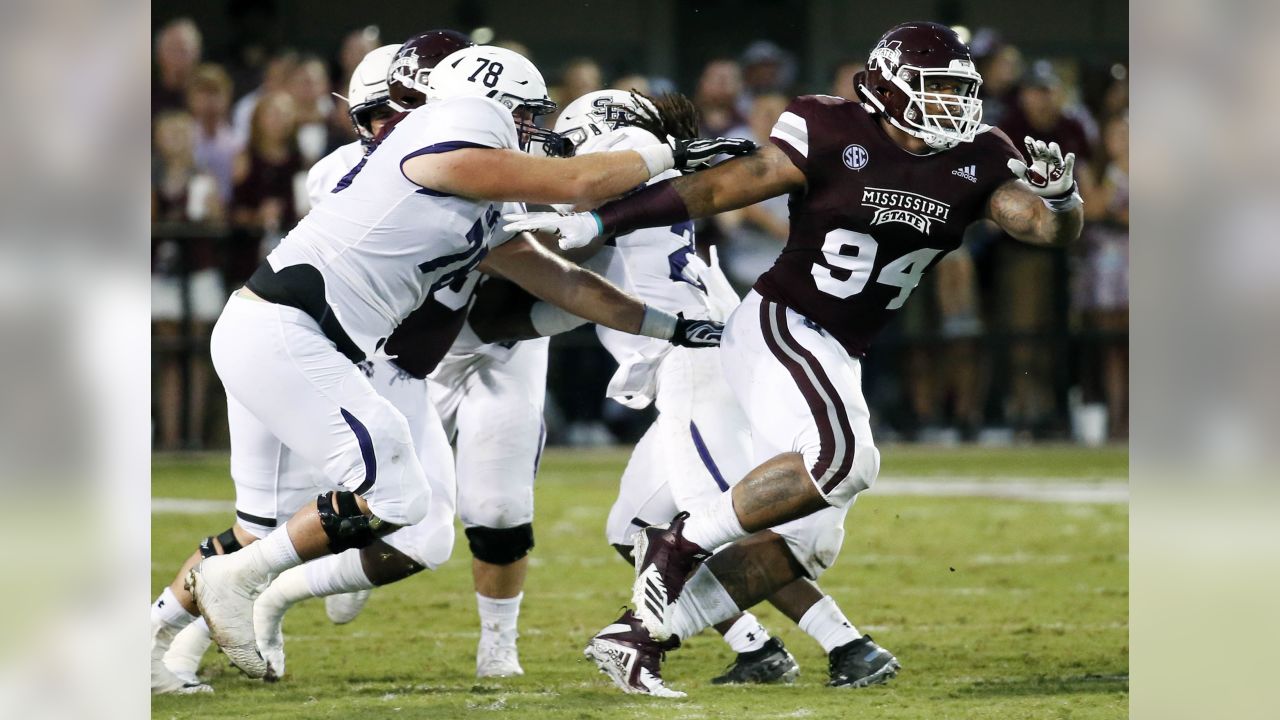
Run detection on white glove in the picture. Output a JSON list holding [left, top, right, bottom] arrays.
[[503, 211, 602, 251], [1007, 136, 1078, 196]]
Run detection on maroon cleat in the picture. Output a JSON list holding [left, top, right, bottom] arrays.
[[630, 511, 711, 640], [583, 610, 685, 697]]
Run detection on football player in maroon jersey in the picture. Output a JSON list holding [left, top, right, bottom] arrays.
[[506, 21, 1083, 696]]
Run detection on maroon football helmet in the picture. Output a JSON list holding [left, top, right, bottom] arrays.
[[387, 30, 474, 111], [854, 21, 983, 151]]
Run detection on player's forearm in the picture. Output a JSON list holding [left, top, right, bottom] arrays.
[[540, 264, 645, 334], [1036, 205, 1084, 246]]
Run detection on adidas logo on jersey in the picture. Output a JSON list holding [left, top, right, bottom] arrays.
[[952, 165, 977, 182]]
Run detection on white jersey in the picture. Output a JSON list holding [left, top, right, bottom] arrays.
[[305, 141, 366, 208], [265, 96, 521, 356], [574, 126, 732, 407]]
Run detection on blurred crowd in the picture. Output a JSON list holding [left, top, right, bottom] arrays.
[[151, 18, 1128, 450]]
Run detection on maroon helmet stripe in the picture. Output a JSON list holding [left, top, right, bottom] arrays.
[[758, 299, 854, 491]]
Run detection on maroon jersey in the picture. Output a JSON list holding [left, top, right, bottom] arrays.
[[757, 95, 1021, 356]]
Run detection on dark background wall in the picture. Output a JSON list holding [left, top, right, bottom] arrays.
[[152, 0, 1127, 93]]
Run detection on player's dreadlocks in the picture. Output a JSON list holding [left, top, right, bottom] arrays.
[[621, 89, 699, 142]]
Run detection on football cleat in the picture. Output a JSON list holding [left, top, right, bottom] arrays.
[[584, 610, 685, 697], [476, 642, 524, 678], [630, 512, 711, 640], [187, 555, 268, 679], [710, 637, 800, 685], [325, 589, 372, 625], [827, 634, 901, 688]]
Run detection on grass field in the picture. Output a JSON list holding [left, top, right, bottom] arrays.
[[152, 445, 1128, 719]]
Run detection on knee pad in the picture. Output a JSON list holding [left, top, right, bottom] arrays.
[[465, 524, 534, 565], [198, 527, 243, 558], [317, 491, 384, 553]]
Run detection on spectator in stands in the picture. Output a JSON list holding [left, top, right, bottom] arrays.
[[152, 111, 224, 450], [695, 59, 749, 138], [829, 59, 864, 101], [288, 55, 336, 163], [970, 29, 1023, 128], [229, 91, 302, 289], [231, 51, 299, 149], [330, 27, 383, 145], [612, 73, 652, 96], [153, 18, 202, 116], [1078, 112, 1129, 439], [739, 41, 796, 112], [995, 61, 1098, 438], [557, 57, 605, 109], [187, 64, 240, 204]]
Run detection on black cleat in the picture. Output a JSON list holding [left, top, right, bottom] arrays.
[[631, 512, 712, 641], [827, 634, 900, 688], [710, 637, 800, 685]]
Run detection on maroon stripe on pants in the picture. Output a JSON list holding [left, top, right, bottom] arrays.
[[757, 298, 838, 486], [771, 303, 857, 494]]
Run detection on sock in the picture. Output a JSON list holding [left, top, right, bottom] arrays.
[[682, 493, 748, 551], [303, 549, 374, 597], [225, 526, 302, 584], [164, 617, 211, 677], [798, 595, 861, 653], [151, 587, 197, 661], [667, 565, 741, 640], [477, 592, 522, 646], [722, 612, 771, 653], [152, 587, 197, 633]]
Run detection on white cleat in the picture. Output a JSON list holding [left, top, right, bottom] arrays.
[[476, 643, 524, 678], [187, 555, 268, 679], [325, 589, 372, 624], [164, 617, 212, 682], [253, 581, 290, 682], [152, 618, 212, 694], [583, 610, 685, 698]]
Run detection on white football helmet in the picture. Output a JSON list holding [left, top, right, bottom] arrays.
[[553, 89, 660, 154], [340, 44, 400, 142], [426, 45, 568, 155]]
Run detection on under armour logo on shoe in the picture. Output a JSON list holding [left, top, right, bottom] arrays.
[[952, 164, 977, 182]]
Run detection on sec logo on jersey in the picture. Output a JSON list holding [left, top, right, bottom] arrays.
[[842, 144, 869, 170]]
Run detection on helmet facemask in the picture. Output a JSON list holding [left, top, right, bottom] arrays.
[[892, 63, 983, 150], [499, 95, 571, 156]]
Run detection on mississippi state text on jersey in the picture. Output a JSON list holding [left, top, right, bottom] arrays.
[[758, 94, 1021, 356]]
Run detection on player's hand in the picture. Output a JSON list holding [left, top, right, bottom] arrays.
[[670, 136, 756, 170], [503, 211, 601, 251], [1007, 136, 1076, 197], [672, 313, 724, 348]]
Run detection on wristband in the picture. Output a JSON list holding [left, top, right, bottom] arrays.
[[635, 144, 676, 178], [530, 301, 590, 337], [638, 305, 678, 340], [1041, 182, 1083, 213]]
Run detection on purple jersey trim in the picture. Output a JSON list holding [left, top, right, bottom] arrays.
[[400, 140, 493, 197]]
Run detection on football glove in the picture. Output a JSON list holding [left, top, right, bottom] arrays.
[[670, 136, 756, 170], [672, 313, 724, 348], [503, 211, 601, 251], [1007, 136, 1077, 198]]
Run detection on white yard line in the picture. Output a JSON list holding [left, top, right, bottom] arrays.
[[151, 476, 1127, 515], [873, 477, 1128, 504]]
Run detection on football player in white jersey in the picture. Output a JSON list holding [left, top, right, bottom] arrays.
[[252, 33, 552, 680], [151, 33, 473, 694], [161, 43, 751, 681], [497, 90, 892, 694]]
